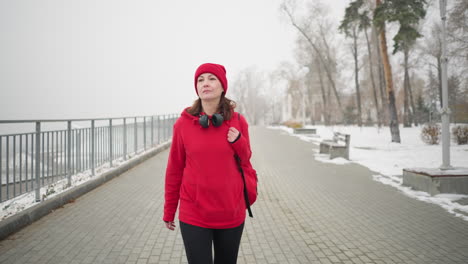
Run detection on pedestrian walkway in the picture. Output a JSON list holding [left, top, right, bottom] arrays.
[[0, 126, 467, 264]]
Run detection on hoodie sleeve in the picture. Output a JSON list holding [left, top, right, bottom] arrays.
[[163, 122, 185, 222], [230, 113, 252, 164]]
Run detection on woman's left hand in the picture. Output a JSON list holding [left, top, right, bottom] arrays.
[[227, 127, 240, 143], [164, 221, 176, 231]]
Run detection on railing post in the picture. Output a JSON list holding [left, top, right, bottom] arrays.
[[32, 134, 35, 190], [167, 115, 170, 141], [161, 115, 164, 142], [35, 122, 41, 202], [71, 130, 74, 174], [168, 115, 171, 139], [169, 114, 176, 138], [134, 117, 138, 154], [76, 130, 81, 173], [0, 136, 3, 202], [91, 120, 95, 176], [163, 115, 167, 142], [157, 115, 161, 145], [143, 116, 147, 151], [6, 137, 9, 200], [151, 116, 154, 147], [166, 115, 169, 140], [67, 121, 72, 187], [171, 114, 174, 137], [123, 118, 127, 160], [109, 119, 113, 167], [98, 127, 104, 166], [45, 133, 48, 186]]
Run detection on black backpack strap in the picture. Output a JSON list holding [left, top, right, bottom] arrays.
[[235, 154, 253, 218], [235, 112, 253, 217]]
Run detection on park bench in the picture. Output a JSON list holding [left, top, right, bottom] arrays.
[[293, 128, 317, 135], [319, 132, 351, 159]]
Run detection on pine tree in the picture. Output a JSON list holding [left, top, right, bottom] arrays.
[[374, 0, 427, 141]]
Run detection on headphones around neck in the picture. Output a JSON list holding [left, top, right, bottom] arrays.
[[199, 113, 224, 128]]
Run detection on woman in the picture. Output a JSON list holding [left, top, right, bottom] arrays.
[[163, 63, 256, 264]]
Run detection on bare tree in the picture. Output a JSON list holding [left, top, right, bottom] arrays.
[[403, 46, 418, 126], [314, 57, 331, 125], [281, 1, 345, 120], [360, 3, 383, 127], [293, 36, 332, 125], [447, 0, 468, 119], [447, 0, 468, 62], [267, 71, 289, 125], [359, 0, 387, 125], [418, 0, 467, 118], [340, 0, 366, 127], [275, 62, 306, 122], [420, 23, 443, 108], [230, 68, 268, 125]]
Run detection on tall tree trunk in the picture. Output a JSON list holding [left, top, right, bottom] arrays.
[[373, 25, 388, 124], [408, 72, 417, 126], [352, 28, 362, 126], [318, 27, 344, 122], [306, 64, 316, 125], [403, 70, 410, 127], [403, 47, 416, 126], [283, 7, 345, 119], [364, 26, 381, 128], [403, 48, 411, 127], [316, 58, 329, 125], [376, 0, 401, 143], [326, 74, 333, 124]]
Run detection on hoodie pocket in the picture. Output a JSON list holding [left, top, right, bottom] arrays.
[[196, 177, 244, 220]]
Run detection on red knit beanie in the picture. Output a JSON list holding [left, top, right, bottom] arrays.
[[194, 63, 228, 95]]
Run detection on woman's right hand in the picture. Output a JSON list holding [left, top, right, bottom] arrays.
[[164, 221, 176, 231]]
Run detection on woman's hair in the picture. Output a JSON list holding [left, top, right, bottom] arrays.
[[187, 93, 236, 120]]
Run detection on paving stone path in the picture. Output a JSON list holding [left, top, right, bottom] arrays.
[[0, 126, 467, 264]]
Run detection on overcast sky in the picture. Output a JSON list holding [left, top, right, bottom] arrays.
[[0, 0, 347, 120]]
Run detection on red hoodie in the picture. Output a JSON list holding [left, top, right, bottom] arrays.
[[163, 108, 253, 229]]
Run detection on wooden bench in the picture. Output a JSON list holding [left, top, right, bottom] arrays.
[[293, 128, 317, 135], [319, 132, 351, 159]]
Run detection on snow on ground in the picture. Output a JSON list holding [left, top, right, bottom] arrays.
[[0, 149, 156, 221], [269, 125, 468, 221]]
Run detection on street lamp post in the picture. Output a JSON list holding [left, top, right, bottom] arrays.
[[439, 0, 452, 170]]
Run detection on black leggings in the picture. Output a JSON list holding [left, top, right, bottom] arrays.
[[179, 221, 244, 264]]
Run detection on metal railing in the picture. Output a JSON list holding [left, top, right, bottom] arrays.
[[0, 114, 178, 203]]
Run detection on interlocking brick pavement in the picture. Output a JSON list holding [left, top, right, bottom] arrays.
[[0, 126, 467, 264]]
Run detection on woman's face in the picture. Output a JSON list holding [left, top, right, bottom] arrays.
[[196, 73, 224, 102]]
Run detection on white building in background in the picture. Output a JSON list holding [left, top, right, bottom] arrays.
[[281, 93, 293, 122]]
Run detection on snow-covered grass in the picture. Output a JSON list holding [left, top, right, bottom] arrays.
[[0, 149, 157, 221], [270, 125, 468, 221]]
